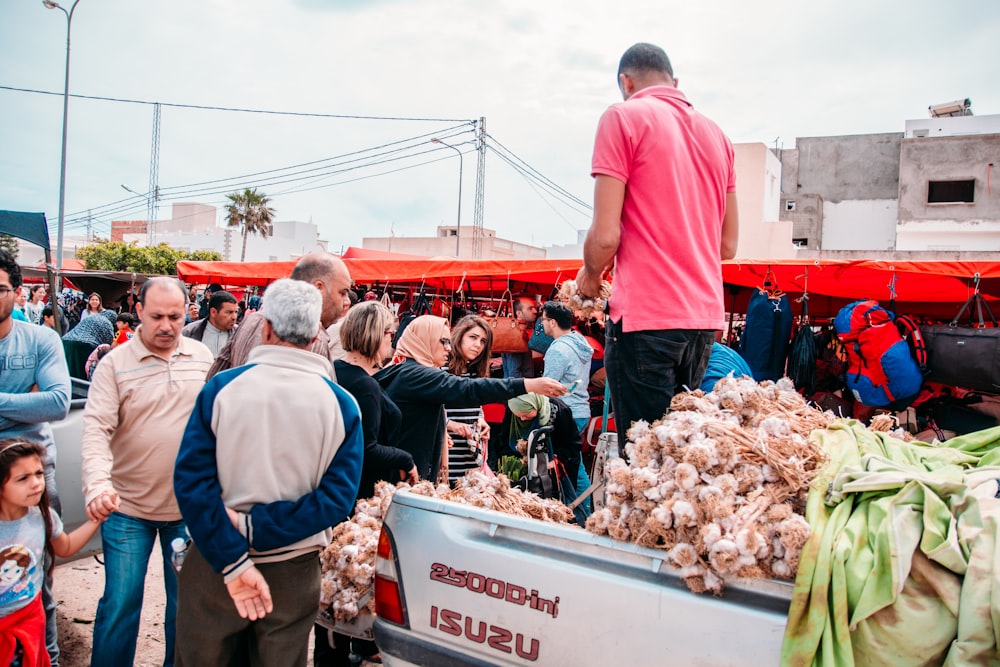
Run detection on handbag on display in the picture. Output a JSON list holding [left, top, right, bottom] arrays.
[[488, 290, 529, 354], [921, 293, 1000, 393]]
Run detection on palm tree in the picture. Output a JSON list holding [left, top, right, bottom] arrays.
[[224, 188, 276, 262]]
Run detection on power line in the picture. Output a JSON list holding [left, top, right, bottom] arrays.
[[485, 145, 592, 221], [60, 126, 477, 221], [53, 143, 474, 234], [485, 133, 591, 209], [0, 84, 473, 123]]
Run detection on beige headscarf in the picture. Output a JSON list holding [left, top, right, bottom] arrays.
[[394, 315, 450, 367]]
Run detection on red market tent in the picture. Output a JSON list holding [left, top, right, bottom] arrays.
[[720, 259, 1000, 320], [175, 252, 1000, 321], [176, 255, 585, 295]]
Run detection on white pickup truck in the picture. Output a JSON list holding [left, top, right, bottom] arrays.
[[371, 486, 792, 666]]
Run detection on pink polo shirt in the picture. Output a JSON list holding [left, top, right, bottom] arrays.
[[591, 86, 735, 332]]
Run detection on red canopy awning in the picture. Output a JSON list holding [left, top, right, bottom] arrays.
[[176, 252, 1000, 320]]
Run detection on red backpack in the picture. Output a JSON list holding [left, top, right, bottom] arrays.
[[834, 300, 924, 409]]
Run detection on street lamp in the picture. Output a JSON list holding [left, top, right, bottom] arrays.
[[431, 138, 463, 258], [120, 183, 153, 243], [43, 0, 82, 281]]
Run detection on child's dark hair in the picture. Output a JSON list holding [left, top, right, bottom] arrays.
[[0, 439, 55, 573]]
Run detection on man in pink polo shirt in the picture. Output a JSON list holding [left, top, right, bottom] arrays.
[[576, 42, 739, 444]]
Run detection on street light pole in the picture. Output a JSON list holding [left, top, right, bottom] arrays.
[[432, 138, 463, 258], [43, 0, 81, 283]]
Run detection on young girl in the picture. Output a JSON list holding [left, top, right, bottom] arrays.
[[0, 439, 110, 667], [80, 292, 104, 320]]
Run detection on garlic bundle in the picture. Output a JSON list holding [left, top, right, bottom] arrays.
[[320, 471, 573, 622], [586, 376, 832, 594], [557, 279, 612, 318]]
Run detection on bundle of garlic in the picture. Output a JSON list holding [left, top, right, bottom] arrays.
[[320, 472, 573, 622], [586, 375, 832, 594], [557, 279, 612, 318], [867, 413, 914, 441]]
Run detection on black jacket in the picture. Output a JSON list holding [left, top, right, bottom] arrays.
[[334, 360, 413, 499], [375, 359, 526, 481]]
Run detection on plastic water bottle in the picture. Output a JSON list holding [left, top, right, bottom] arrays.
[[170, 537, 190, 573]]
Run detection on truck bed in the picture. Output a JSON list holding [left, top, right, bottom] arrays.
[[374, 489, 793, 666]]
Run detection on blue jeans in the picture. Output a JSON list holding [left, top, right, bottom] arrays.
[[573, 417, 592, 514], [501, 352, 534, 379], [604, 321, 714, 447], [91, 512, 187, 667]]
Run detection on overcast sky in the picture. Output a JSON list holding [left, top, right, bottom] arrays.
[[2, 0, 998, 254]]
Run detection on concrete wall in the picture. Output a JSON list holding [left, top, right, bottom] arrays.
[[898, 135, 1000, 220], [789, 133, 902, 202], [781, 194, 823, 249], [897, 133, 1000, 252], [158, 202, 217, 235], [821, 199, 898, 251]]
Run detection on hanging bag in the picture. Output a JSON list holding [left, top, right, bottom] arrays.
[[487, 290, 529, 353], [739, 288, 792, 382], [921, 293, 1000, 393], [787, 296, 818, 394]]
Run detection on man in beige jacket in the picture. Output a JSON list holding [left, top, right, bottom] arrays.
[[81, 277, 213, 667]]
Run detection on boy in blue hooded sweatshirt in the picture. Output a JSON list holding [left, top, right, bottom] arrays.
[[540, 301, 595, 510]]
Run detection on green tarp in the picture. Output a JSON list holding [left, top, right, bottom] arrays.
[[782, 421, 1000, 666]]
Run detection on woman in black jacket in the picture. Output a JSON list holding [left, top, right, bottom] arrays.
[[375, 315, 566, 482], [334, 301, 418, 498]]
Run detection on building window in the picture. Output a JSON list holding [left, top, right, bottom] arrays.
[[785, 200, 796, 211], [792, 238, 809, 248], [927, 180, 975, 204]]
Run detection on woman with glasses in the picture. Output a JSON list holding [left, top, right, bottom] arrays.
[[376, 315, 567, 482]]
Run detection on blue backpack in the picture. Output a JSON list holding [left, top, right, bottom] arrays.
[[833, 300, 923, 409]]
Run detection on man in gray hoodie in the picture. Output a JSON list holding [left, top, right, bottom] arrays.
[[540, 301, 595, 510], [540, 301, 594, 428]]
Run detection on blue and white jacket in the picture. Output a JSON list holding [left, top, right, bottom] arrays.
[[174, 345, 362, 582]]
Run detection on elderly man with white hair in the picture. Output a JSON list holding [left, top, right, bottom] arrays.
[[172, 278, 363, 666]]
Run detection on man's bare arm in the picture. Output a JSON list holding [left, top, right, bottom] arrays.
[[576, 175, 626, 297], [721, 191, 739, 260]]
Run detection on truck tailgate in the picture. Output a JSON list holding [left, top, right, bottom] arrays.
[[375, 490, 792, 666]]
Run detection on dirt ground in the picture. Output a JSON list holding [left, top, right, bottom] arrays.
[[53, 545, 173, 667], [53, 542, 374, 667]]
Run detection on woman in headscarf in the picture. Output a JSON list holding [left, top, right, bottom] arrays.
[[376, 315, 566, 482], [501, 392, 587, 524], [63, 314, 114, 348], [62, 314, 115, 380]]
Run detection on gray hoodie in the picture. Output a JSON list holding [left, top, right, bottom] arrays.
[[542, 330, 594, 422]]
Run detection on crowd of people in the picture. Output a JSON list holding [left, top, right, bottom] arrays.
[[0, 40, 740, 667], [0, 248, 583, 667]]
